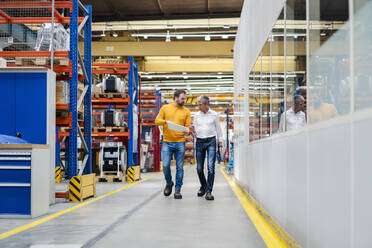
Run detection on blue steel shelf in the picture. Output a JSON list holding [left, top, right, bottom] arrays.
[[66, 1, 92, 178], [128, 57, 139, 168]]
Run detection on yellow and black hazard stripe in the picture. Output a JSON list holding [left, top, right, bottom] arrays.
[[69, 176, 81, 202], [127, 167, 135, 182], [55, 166, 62, 183]]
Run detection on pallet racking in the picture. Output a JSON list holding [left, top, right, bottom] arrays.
[[139, 88, 162, 171], [0, 0, 92, 179], [90, 58, 139, 172]]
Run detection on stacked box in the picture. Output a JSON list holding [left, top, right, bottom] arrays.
[[56, 82, 85, 113], [56, 82, 69, 104]]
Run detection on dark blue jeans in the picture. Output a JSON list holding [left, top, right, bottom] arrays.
[[196, 137, 216, 193], [162, 142, 185, 191]]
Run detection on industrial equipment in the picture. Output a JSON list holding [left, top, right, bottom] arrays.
[[99, 142, 127, 177], [101, 110, 126, 127], [102, 75, 125, 93]]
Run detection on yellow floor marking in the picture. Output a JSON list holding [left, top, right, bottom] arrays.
[[220, 168, 288, 248], [0, 172, 161, 240]]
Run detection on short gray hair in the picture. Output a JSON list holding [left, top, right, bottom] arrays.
[[294, 95, 305, 104], [197, 95, 210, 105]]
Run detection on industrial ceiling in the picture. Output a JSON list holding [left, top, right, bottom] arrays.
[[81, 0, 244, 22]]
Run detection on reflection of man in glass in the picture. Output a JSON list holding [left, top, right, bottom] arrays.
[[278, 95, 306, 132], [309, 87, 338, 123]]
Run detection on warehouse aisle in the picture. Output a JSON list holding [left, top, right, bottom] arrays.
[[0, 166, 265, 248]]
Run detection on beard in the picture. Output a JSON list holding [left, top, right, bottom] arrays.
[[177, 101, 185, 106]]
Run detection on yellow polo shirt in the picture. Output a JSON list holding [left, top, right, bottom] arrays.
[[155, 103, 191, 143]]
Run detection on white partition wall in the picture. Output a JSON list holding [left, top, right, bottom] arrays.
[[234, 0, 372, 247]]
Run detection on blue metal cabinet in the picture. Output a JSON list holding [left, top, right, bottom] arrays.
[[0, 145, 50, 218], [0, 68, 56, 204], [15, 72, 47, 144], [0, 71, 48, 143], [0, 73, 16, 136]]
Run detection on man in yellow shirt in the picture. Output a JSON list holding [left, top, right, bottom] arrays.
[[155, 90, 191, 199]]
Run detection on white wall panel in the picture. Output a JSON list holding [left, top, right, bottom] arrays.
[[308, 124, 351, 248], [285, 132, 308, 246], [234, 111, 372, 246], [353, 117, 372, 247], [269, 137, 287, 227]]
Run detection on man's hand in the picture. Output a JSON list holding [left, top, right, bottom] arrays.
[[185, 124, 194, 137]]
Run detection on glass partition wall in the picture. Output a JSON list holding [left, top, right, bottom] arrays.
[[237, 0, 372, 142]]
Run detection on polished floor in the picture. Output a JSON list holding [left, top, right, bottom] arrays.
[[0, 165, 265, 248]]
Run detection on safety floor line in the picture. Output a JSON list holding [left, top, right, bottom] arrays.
[[220, 167, 288, 248], [0, 172, 161, 241]]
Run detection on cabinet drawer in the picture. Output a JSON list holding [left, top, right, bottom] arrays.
[[0, 186, 31, 215], [0, 169, 31, 183]]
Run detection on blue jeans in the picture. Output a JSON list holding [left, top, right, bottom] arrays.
[[162, 142, 185, 191], [196, 137, 216, 193]]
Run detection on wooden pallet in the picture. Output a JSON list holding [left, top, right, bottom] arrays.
[[92, 92, 127, 99], [95, 173, 125, 183], [15, 57, 70, 66], [141, 92, 155, 96], [93, 126, 126, 133]]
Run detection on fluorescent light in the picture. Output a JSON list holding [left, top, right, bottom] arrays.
[[205, 35, 211, 41], [222, 35, 229, 39], [132, 33, 237, 38], [165, 30, 171, 42], [218, 72, 223, 75], [112, 33, 118, 37], [100, 31, 106, 37], [182, 72, 187, 75], [176, 35, 183, 39], [144, 35, 148, 39], [183, 76, 188, 79], [224, 25, 230, 29], [217, 76, 222, 79]]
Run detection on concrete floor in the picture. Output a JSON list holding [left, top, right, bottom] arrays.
[[0, 165, 266, 248]]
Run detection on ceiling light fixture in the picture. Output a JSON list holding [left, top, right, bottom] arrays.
[[222, 35, 229, 39], [101, 31, 106, 37], [165, 30, 171, 42], [112, 32, 118, 37], [224, 25, 230, 29], [176, 35, 183, 39], [144, 35, 148, 39], [205, 35, 211, 41]]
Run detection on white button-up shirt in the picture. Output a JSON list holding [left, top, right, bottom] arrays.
[[278, 108, 306, 132], [193, 109, 223, 142]]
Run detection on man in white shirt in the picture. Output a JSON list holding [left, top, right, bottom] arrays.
[[191, 96, 223, 200], [278, 95, 306, 132]]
